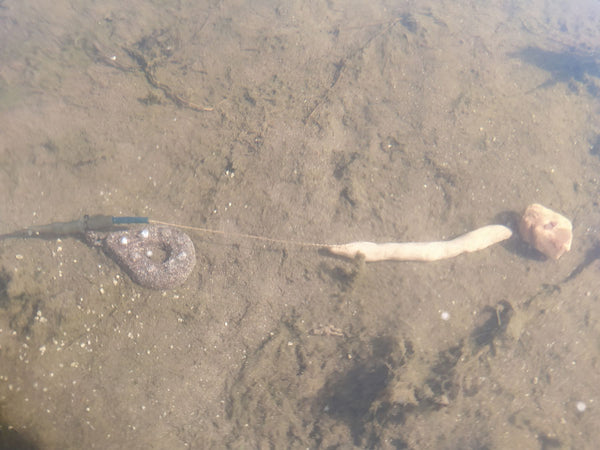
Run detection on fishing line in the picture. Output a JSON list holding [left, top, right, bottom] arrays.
[[0, 214, 327, 248], [148, 219, 326, 248]]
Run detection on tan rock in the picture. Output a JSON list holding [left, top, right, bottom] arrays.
[[519, 204, 572, 260]]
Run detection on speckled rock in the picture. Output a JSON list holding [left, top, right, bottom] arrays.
[[87, 226, 196, 289]]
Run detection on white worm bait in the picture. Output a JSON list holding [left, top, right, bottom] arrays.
[[325, 225, 513, 262]]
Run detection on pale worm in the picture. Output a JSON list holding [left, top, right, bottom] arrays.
[[326, 225, 513, 262]]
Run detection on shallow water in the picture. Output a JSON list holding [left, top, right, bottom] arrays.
[[1, 0, 599, 448]]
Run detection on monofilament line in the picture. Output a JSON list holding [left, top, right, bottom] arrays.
[[149, 219, 326, 248]]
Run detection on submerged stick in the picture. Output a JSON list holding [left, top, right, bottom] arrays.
[[325, 225, 513, 262]]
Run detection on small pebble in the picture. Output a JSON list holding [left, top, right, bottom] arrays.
[[440, 311, 450, 321], [120, 236, 128, 245], [576, 401, 586, 412]]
